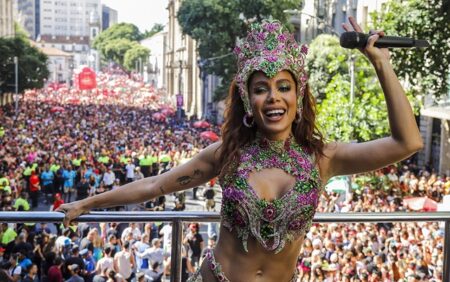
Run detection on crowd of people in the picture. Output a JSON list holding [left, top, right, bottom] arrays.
[[0, 71, 448, 281]]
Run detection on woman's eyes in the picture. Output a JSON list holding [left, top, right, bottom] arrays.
[[253, 85, 291, 94]]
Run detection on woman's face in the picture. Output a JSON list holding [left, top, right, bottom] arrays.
[[248, 70, 297, 140]]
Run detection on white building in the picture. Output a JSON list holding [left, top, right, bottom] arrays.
[[166, 0, 203, 119], [39, 0, 101, 37], [140, 30, 167, 89], [0, 0, 15, 37], [32, 43, 73, 83], [286, 0, 389, 43]]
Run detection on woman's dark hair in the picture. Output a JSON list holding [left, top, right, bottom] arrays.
[[218, 74, 325, 179]]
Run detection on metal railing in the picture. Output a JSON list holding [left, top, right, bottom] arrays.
[[1, 211, 449, 281]]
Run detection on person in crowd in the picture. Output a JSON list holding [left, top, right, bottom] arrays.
[[94, 244, 114, 277], [40, 164, 55, 205], [22, 263, 39, 282], [58, 16, 423, 281], [183, 223, 203, 270], [132, 234, 150, 273], [113, 241, 134, 282], [134, 238, 164, 275], [66, 264, 84, 282]]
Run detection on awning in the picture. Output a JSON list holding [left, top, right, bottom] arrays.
[[421, 105, 450, 120]]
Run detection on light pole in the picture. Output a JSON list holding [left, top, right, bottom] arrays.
[[14, 56, 18, 117], [349, 54, 356, 140]]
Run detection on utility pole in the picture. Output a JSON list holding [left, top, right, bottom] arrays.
[[14, 56, 18, 117], [349, 54, 355, 140]]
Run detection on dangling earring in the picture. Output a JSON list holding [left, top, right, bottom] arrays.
[[296, 108, 302, 123], [243, 113, 254, 128]]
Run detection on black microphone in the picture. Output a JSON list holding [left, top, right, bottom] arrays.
[[340, 31, 430, 49]]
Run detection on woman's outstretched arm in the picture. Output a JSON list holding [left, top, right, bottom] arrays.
[[57, 141, 222, 225], [319, 17, 423, 181]]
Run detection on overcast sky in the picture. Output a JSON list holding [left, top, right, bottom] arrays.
[[101, 0, 169, 32]]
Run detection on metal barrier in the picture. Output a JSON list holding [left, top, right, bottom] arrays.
[[1, 211, 449, 282]]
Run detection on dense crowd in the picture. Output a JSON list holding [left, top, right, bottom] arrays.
[[0, 72, 449, 281]]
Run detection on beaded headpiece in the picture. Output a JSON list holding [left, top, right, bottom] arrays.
[[234, 19, 308, 116]]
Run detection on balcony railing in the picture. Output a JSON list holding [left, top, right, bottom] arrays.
[[1, 211, 449, 282]]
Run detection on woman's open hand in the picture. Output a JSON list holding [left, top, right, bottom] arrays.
[[56, 201, 90, 227], [342, 16, 390, 64]]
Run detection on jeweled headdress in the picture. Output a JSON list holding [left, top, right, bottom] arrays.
[[234, 19, 308, 116]]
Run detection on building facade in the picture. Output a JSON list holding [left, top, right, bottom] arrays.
[[15, 0, 36, 38], [141, 30, 167, 89], [165, 0, 203, 119], [39, 0, 101, 37], [0, 0, 15, 37], [286, 0, 388, 43], [101, 4, 117, 30]]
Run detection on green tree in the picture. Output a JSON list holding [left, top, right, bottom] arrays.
[[142, 23, 165, 39], [124, 43, 150, 71], [372, 0, 450, 99], [310, 34, 419, 142], [0, 36, 49, 94], [177, 0, 301, 100], [92, 23, 149, 71]]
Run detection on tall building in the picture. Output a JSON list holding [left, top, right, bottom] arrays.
[[0, 0, 15, 37], [165, 0, 203, 119], [39, 0, 101, 37], [15, 0, 36, 38], [101, 4, 117, 30]]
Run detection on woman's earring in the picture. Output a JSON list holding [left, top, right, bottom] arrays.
[[243, 113, 254, 128]]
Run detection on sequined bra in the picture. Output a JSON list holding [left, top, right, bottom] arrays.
[[219, 135, 322, 254]]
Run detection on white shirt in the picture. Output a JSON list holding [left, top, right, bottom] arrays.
[[160, 225, 172, 251], [121, 226, 142, 243], [103, 171, 116, 186], [114, 250, 132, 279], [96, 256, 113, 274], [125, 164, 135, 179]]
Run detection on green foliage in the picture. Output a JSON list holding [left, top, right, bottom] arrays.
[[371, 0, 450, 99], [142, 23, 165, 39], [306, 34, 347, 100], [311, 35, 419, 142], [0, 36, 49, 94], [93, 23, 149, 70], [177, 0, 302, 101], [124, 43, 151, 71]]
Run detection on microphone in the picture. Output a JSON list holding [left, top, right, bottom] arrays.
[[340, 31, 430, 49]]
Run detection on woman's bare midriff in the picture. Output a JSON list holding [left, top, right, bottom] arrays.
[[199, 225, 304, 282]]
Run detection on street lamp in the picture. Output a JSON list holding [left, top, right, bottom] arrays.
[[14, 56, 19, 117]]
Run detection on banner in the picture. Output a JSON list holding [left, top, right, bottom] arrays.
[[78, 67, 97, 90]]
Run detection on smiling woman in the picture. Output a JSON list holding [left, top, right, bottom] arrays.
[[58, 17, 423, 282]]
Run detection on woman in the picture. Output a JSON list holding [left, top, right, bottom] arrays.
[[58, 16, 423, 281]]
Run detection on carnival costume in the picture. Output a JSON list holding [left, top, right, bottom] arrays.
[[188, 19, 322, 282]]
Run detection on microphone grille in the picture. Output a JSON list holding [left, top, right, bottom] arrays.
[[340, 31, 363, 49]]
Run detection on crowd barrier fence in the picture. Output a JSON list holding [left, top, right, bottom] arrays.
[[1, 211, 449, 282]]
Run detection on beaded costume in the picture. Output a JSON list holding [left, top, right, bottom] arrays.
[[188, 135, 322, 282]]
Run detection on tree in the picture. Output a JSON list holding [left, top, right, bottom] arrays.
[[309, 34, 419, 142], [0, 36, 49, 94], [372, 0, 450, 99], [92, 23, 149, 71], [142, 23, 165, 39], [177, 0, 302, 100], [124, 43, 150, 71]]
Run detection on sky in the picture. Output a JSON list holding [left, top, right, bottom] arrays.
[[101, 0, 169, 32]]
